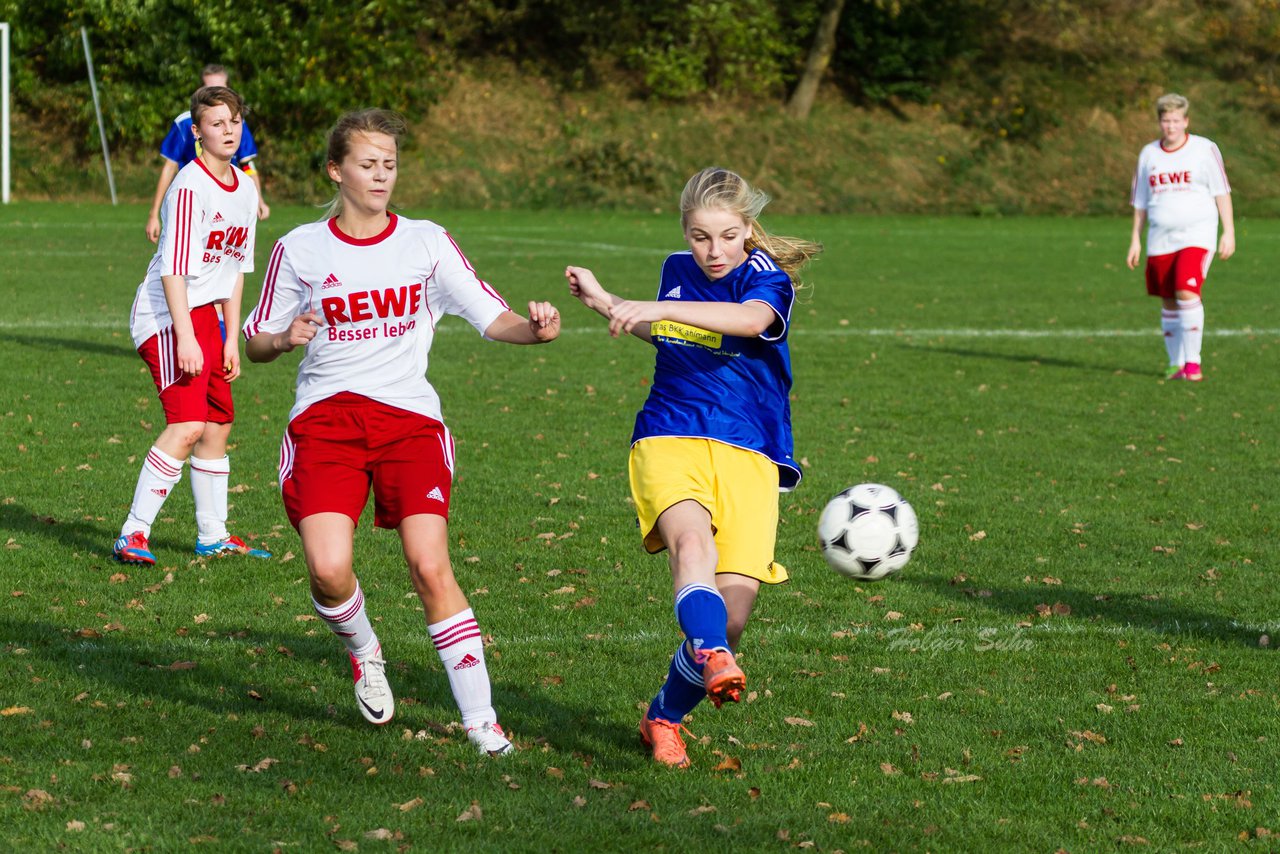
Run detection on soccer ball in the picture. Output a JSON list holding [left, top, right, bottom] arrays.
[[817, 483, 918, 581]]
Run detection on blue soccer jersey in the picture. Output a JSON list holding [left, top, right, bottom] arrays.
[[631, 249, 801, 490], [159, 110, 259, 169]]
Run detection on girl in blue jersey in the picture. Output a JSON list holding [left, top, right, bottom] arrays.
[[566, 167, 821, 768]]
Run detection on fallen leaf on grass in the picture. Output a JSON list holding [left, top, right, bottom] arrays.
[[880, 763, 900, 775], [365, 829, 394, 840], [785, 716, 814, 727], [628, 800, 650, 812], [397, 797, 424, 812], [941, 774, 982, 784], [66, 820, 85, 831], [713, 755, 742, 772], [688, 805, 716, 816], [456, 801, 483, 822], [1, 706, 33, 716], [588, 779, 612, 790], [235, 757, 278, 773], [22, 789, 54, 810]]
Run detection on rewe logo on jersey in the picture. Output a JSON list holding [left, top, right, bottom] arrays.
[[321, 282, 423, 324], [664, 286, 683, 299], [205, 225, 250, 251], [453, 653, 480, 671], [1150, 170, 1192, 187], [321, 273, 343, 290], [426, 486, 444, 502]]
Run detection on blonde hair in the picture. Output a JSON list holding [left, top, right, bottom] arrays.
[[1155, 93, 1189, 118], [679, 167, 822, 284], [323, 109, 407, 218]]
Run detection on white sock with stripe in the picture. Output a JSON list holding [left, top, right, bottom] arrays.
[[190, 455, 231, 545], [1161, 308, 1182, 367], [313, 583, 379, 658], [427, 608, 495, 728], [122, 446, 184, 538], [1178, 297, 1204, 366]]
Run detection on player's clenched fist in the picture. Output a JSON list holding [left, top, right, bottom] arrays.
[[282, 312, 323, 352]]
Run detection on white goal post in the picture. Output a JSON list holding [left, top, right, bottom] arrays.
[[2, 22, 10, 204]]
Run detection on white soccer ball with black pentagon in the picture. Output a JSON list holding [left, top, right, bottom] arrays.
[[818, 483, 918, 581]]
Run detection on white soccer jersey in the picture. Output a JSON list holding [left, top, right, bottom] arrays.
[[242, 214, 511, 423], [130, 159, 259, 347], [1130, 134, 1230, 256]]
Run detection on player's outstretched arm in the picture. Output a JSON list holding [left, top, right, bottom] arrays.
[[245, 312, 324, 363], [484, 302, 561, 344], [565, 265, 653, 341]]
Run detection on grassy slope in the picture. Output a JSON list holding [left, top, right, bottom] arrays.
[[13, 64, 1280, 217]]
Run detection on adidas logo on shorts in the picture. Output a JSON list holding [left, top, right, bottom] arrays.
[[453, 653, 479, 670], [426, 486, 444, 502]]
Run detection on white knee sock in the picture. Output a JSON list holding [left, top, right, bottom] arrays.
[[190, 455, 231, 545], [122, 446, 184, 538], [1161, 308, 1182, 366], [428, 608, 495, 728], [314, 583, 379, 658], [1178, 297, 1204, 366]]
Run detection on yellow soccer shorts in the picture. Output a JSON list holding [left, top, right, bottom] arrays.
[[628, 436, 789, 584]]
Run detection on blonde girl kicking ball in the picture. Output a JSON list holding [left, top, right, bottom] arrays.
[[243, 109, 560, 754], [566, 167, 821, 767]]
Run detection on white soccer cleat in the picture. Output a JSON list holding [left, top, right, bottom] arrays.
[[466, 722, 513, 756], [349, 648, 394, 725]]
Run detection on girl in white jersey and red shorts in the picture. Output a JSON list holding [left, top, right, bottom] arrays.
[[114, 85, 271, 566], [1127, 92, 1235, 382], [242, 109, 560, 755]]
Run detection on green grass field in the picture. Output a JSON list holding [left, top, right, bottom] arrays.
[[1, 204, 1277, 852]]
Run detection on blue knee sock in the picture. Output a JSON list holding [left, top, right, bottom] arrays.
[[674, 583, 730, 655], [647, 641, 705, 723]]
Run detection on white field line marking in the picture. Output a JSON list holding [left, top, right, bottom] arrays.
[[4, 318, 1279, 338], [491, 616, 1280, 647]]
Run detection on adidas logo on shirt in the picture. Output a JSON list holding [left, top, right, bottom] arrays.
[[453, 653, 480, 670], [321, 273, 342, 290], [663, 286, 682, 299], [211, 212, 224, 224], [426, 486, 444, 501]]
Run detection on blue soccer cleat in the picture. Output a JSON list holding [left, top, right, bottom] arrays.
[[194, 535, 272, 559], [113, 531, 157, 565]]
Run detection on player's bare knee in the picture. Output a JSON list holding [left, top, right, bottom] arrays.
[[668, 530, 716, 574], [308, 565, 355, 601], [407, 556, 454, 599]]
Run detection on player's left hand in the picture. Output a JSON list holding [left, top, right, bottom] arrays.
[[223, 342, 241, 382], [1218, 233, 1235, 261], [528, 301, 561, 342], [258, 200, 271, 221]]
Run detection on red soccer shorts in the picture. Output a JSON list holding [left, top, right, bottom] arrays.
[[1145, 247, 1211, 298], [137, 303, 234, 424], [279, 392, 454, 529]]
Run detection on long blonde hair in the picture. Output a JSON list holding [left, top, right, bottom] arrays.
[[323, 109, 407, 219], [679, 167, 822, 283]]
